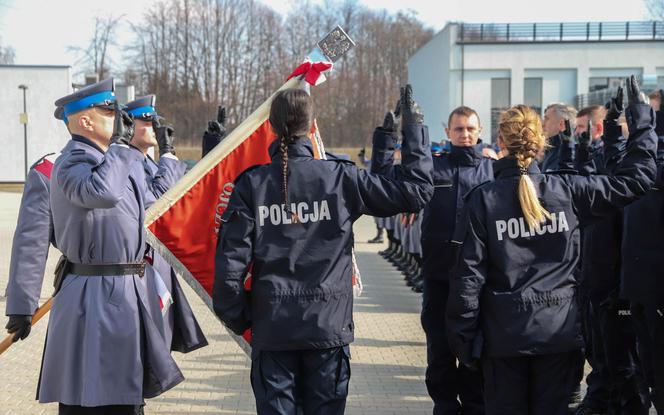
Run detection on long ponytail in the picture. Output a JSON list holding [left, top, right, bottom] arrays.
[[500, 105, 551, 229]]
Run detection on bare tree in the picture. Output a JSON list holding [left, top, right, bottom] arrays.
[[646, 0, 664, 20], [70, 15, 123, 79], [0, 36, 14, 64], [120, 0, 432, 148]]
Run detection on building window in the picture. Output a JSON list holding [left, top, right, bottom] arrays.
[[589, 76, 623, 92], [491, 78, 511, 141], [524, 78, 543, 116]]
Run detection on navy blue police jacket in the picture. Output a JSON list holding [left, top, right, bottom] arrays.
[[570, 123, 627, 297], [540, 132, 576, 172], [621, 108, 664, 307], [422, 145, 494, 281], [214, 124, 434, 351], [372, 142, 493, 280], [446, 103, 657, 361]]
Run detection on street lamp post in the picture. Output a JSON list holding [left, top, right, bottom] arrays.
[[18, 85, 28, 182]]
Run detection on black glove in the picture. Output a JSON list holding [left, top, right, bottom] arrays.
[[560, 119, 574, 142], [382, 100, 401, 132], [207, 106, 227, 138], [605, 86, 624, 121], [626, 75, 647, 106], [110, 102, 135, 146], [6, 315, 32, 342], [577, 119, 592, 146], [400, 84, 424, 125], [154, 117, 176, 155]]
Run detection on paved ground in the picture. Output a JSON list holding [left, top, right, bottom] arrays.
[[0, 192, 432, 414]]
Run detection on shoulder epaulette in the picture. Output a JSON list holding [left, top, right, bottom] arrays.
[[234, 163, 267, 183], [463, 180, 492, 202], [324, 157, 356, 166], [31, 152, 59, 179]]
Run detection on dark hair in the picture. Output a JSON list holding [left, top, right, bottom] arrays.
[[448, 106, 481, 128], [577, 105, 606, 123], [268, 89, 313, 221]]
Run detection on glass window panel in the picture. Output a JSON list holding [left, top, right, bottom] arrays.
[[524, 77, 542, 116], [491, 78, 511, 141]]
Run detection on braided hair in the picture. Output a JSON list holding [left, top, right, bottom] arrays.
[[499, 105, 551, 229], [268, 89, 314, 222]]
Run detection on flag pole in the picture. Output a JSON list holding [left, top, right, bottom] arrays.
[[0, 298, 53, 356]]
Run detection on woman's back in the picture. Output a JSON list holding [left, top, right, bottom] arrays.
[[214, 93, 433, 351], [447, 99, 657, 359]]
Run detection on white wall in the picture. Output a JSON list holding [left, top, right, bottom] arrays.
[[408, 22, 664, 143], [0, 66, 71, 182], [408, 28, 452, 143]]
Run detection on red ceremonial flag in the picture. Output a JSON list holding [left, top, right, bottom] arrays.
[[144, 27, 356, 353]]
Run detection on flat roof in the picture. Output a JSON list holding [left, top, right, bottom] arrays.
[[0, 64, 70, 69], [456, 21, 664, 44]]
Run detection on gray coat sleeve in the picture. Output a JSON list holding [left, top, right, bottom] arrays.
[[147, 156, 187, 199], [55, 145, 145, 209], [5, 169, 52, 315]]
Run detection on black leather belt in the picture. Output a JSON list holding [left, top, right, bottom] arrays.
[[68, 262, 146, 278]]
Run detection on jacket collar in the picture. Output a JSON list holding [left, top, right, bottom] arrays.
[[493, 156, 541, 178], [269, 137, 314, 161], [71, 134, 105, 154], [449, 143, 484, 166]]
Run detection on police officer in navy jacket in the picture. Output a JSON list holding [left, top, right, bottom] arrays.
[[213, 85, 433, 415], [622, 88, 664, 414], [571, 94, 650, 414], [372, 105, 491, 414], [447, 76, 656, 415]]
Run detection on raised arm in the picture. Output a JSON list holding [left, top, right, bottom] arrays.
[[569, 76, 657, 219], [348, 85, 433, 218]]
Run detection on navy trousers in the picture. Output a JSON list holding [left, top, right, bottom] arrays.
[[251, 346, 351, 415], [421, 278, 484, 415], [631, 302, 664, 414], [593, 295, 650, 414], [482, 351, 579, 415], [579, 289, 610, 411]]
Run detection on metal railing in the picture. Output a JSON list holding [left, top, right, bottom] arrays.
[[458, 21, 664, 43]]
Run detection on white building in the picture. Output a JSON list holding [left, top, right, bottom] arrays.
[[0, 66, 137, 182], [408, 21, 664, 143], [0, 65, 72, 182]]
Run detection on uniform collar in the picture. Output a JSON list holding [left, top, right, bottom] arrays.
[[493, 156, 541, 178], [269, 137, 315, 160], [548, 133, 563, 147], [71, 134, 105, 154], [449, 143, 484, 166]]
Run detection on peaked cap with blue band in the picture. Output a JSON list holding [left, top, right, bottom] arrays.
[[125, 95, 158, 120], [54, 78, 116, 122]]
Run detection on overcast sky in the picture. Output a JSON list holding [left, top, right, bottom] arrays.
[[0, 0, 651, 67]]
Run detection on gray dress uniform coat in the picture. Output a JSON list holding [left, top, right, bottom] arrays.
[[5, 154, 59, 316], [38, 136, 184, 406], [143, 156, 208, 353]]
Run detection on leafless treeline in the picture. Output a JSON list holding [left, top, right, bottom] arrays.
[[121, 0, 433, 148]]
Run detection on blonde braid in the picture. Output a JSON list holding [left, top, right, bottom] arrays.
[[500, 105, 551, 229]]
